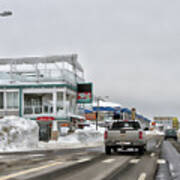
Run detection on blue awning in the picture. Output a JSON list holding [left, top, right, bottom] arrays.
[[93, 106, 116, 112], [121, 108, 131, 114], [84, 109, 93, 113]]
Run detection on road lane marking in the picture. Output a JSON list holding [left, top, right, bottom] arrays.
[[77, 158, 91, 163], [150, 153, 155, 157], [0, 161, 63, 180], [129, 159, 140, 164], [138, 173, 146, 180], [29, 154, 45, 157], [156, 141, 161, 148], [169, 163, 175, 177], [157, 159, 166, 164], [102, 159, 115, 163]]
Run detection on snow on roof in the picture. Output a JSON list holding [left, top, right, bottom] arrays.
[[93, 100, 122, 107], [0, 54, 84, 72]]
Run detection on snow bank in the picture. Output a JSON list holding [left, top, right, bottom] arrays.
[[39, 124, 105, 149], [146, 129, 164, 137], [0, 116, 39, 152]]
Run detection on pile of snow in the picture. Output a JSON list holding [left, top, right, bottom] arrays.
[[146, 129, 164, 137], [0, 116, 39, 152], [39, 124, 105, 149]]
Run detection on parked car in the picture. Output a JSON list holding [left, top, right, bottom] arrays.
[[104, 120, 147, 155], [164, 129, 177, 140]]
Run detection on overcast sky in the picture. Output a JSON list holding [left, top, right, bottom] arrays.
[[1, 0, 180, 119]]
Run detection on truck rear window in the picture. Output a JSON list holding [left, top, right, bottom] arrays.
[[111, 122, 141, 130]]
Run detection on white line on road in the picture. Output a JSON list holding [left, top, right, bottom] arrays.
[[77, 158, 91, 163], [29, 154, 45, 157], [102, 159, 115, 163], [156, 141, 161, 148], [150, 153, 155, 157], [138, 173, 147, 180], [157, 159, 166, 164], [129, 159, 140, 164], [0, 161, 63, 180]]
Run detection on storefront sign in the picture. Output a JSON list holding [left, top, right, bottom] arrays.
[[77, 83, 93, 103], [37, 116, 55, 121]]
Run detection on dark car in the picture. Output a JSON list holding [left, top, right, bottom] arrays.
[[164, 129, 177, 140]]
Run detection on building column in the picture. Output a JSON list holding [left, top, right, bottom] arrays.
[[4, 90, 7, 116], [19, 88, 23, 117], [63, 88, 67, 116], [53, 89, 57, 115]]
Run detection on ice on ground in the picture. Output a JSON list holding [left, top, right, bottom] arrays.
[[39, 124, 105, 149], [145, 129, 164, 137], [0, 116, 39, 152]]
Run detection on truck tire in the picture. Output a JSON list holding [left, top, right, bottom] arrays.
[[113, 147, 117, 153], [138, 146, 145, 155], [105, 146, 111, 155]]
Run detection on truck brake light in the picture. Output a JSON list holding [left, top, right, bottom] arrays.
[[104, 131, 108, 140], [139, 131, 143, 139]]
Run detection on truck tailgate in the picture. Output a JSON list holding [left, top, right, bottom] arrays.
[[107, 130, 142, 142]]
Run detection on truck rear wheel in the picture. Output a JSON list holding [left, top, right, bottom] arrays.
[[105, 146, 111, 155], [138, 146, 145, 155]]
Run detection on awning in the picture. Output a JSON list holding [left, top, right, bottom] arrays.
[[121, 108, 131, 114], [93, 106, 116, 112]]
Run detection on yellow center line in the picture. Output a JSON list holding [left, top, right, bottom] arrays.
[[0, 161, 62, 180]]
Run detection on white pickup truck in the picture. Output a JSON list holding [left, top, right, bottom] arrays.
[[104, 120, 147, 155]]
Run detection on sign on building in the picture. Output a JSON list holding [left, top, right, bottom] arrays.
[[77, 83, 93, 104], [154, 116, 179, 130]]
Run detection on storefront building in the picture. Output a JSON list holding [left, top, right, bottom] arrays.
[[0, 54, 84, 123]]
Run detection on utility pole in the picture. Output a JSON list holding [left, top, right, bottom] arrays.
[[96, 97, 100, 131]]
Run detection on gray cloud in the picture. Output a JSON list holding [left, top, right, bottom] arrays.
[[1, 0, 180, 119]]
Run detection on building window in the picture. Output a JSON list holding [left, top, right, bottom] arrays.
[[0, 92, 4, 109], [7, 92, 19, 109]]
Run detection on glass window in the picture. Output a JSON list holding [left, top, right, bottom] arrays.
[[111, 122, 141, 130], [7, 92, 19, 109], [0, 92, 4, 109]]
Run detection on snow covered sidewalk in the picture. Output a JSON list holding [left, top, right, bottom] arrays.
[[0, 116, 163, 152], [39, 124, 105, 150], [0, 116, 105, 152]]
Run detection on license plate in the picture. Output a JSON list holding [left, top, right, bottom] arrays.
[[120, 130, 126, 134], [116, 142, 130, 145]]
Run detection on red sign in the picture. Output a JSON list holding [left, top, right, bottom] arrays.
[[77, 92, 92, 101], [152, 122, 156, 126], [37, 116, 55, 121], [77, 83, 93, 104]]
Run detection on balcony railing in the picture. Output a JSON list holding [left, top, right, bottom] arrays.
[[24, 105, 53, 115]]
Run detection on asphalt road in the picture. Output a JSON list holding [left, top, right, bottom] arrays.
[[155, 139, 180, 180], [0, 146, 104, 177], [1, 137, 174, 180], [0, 146, 160, 180]]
